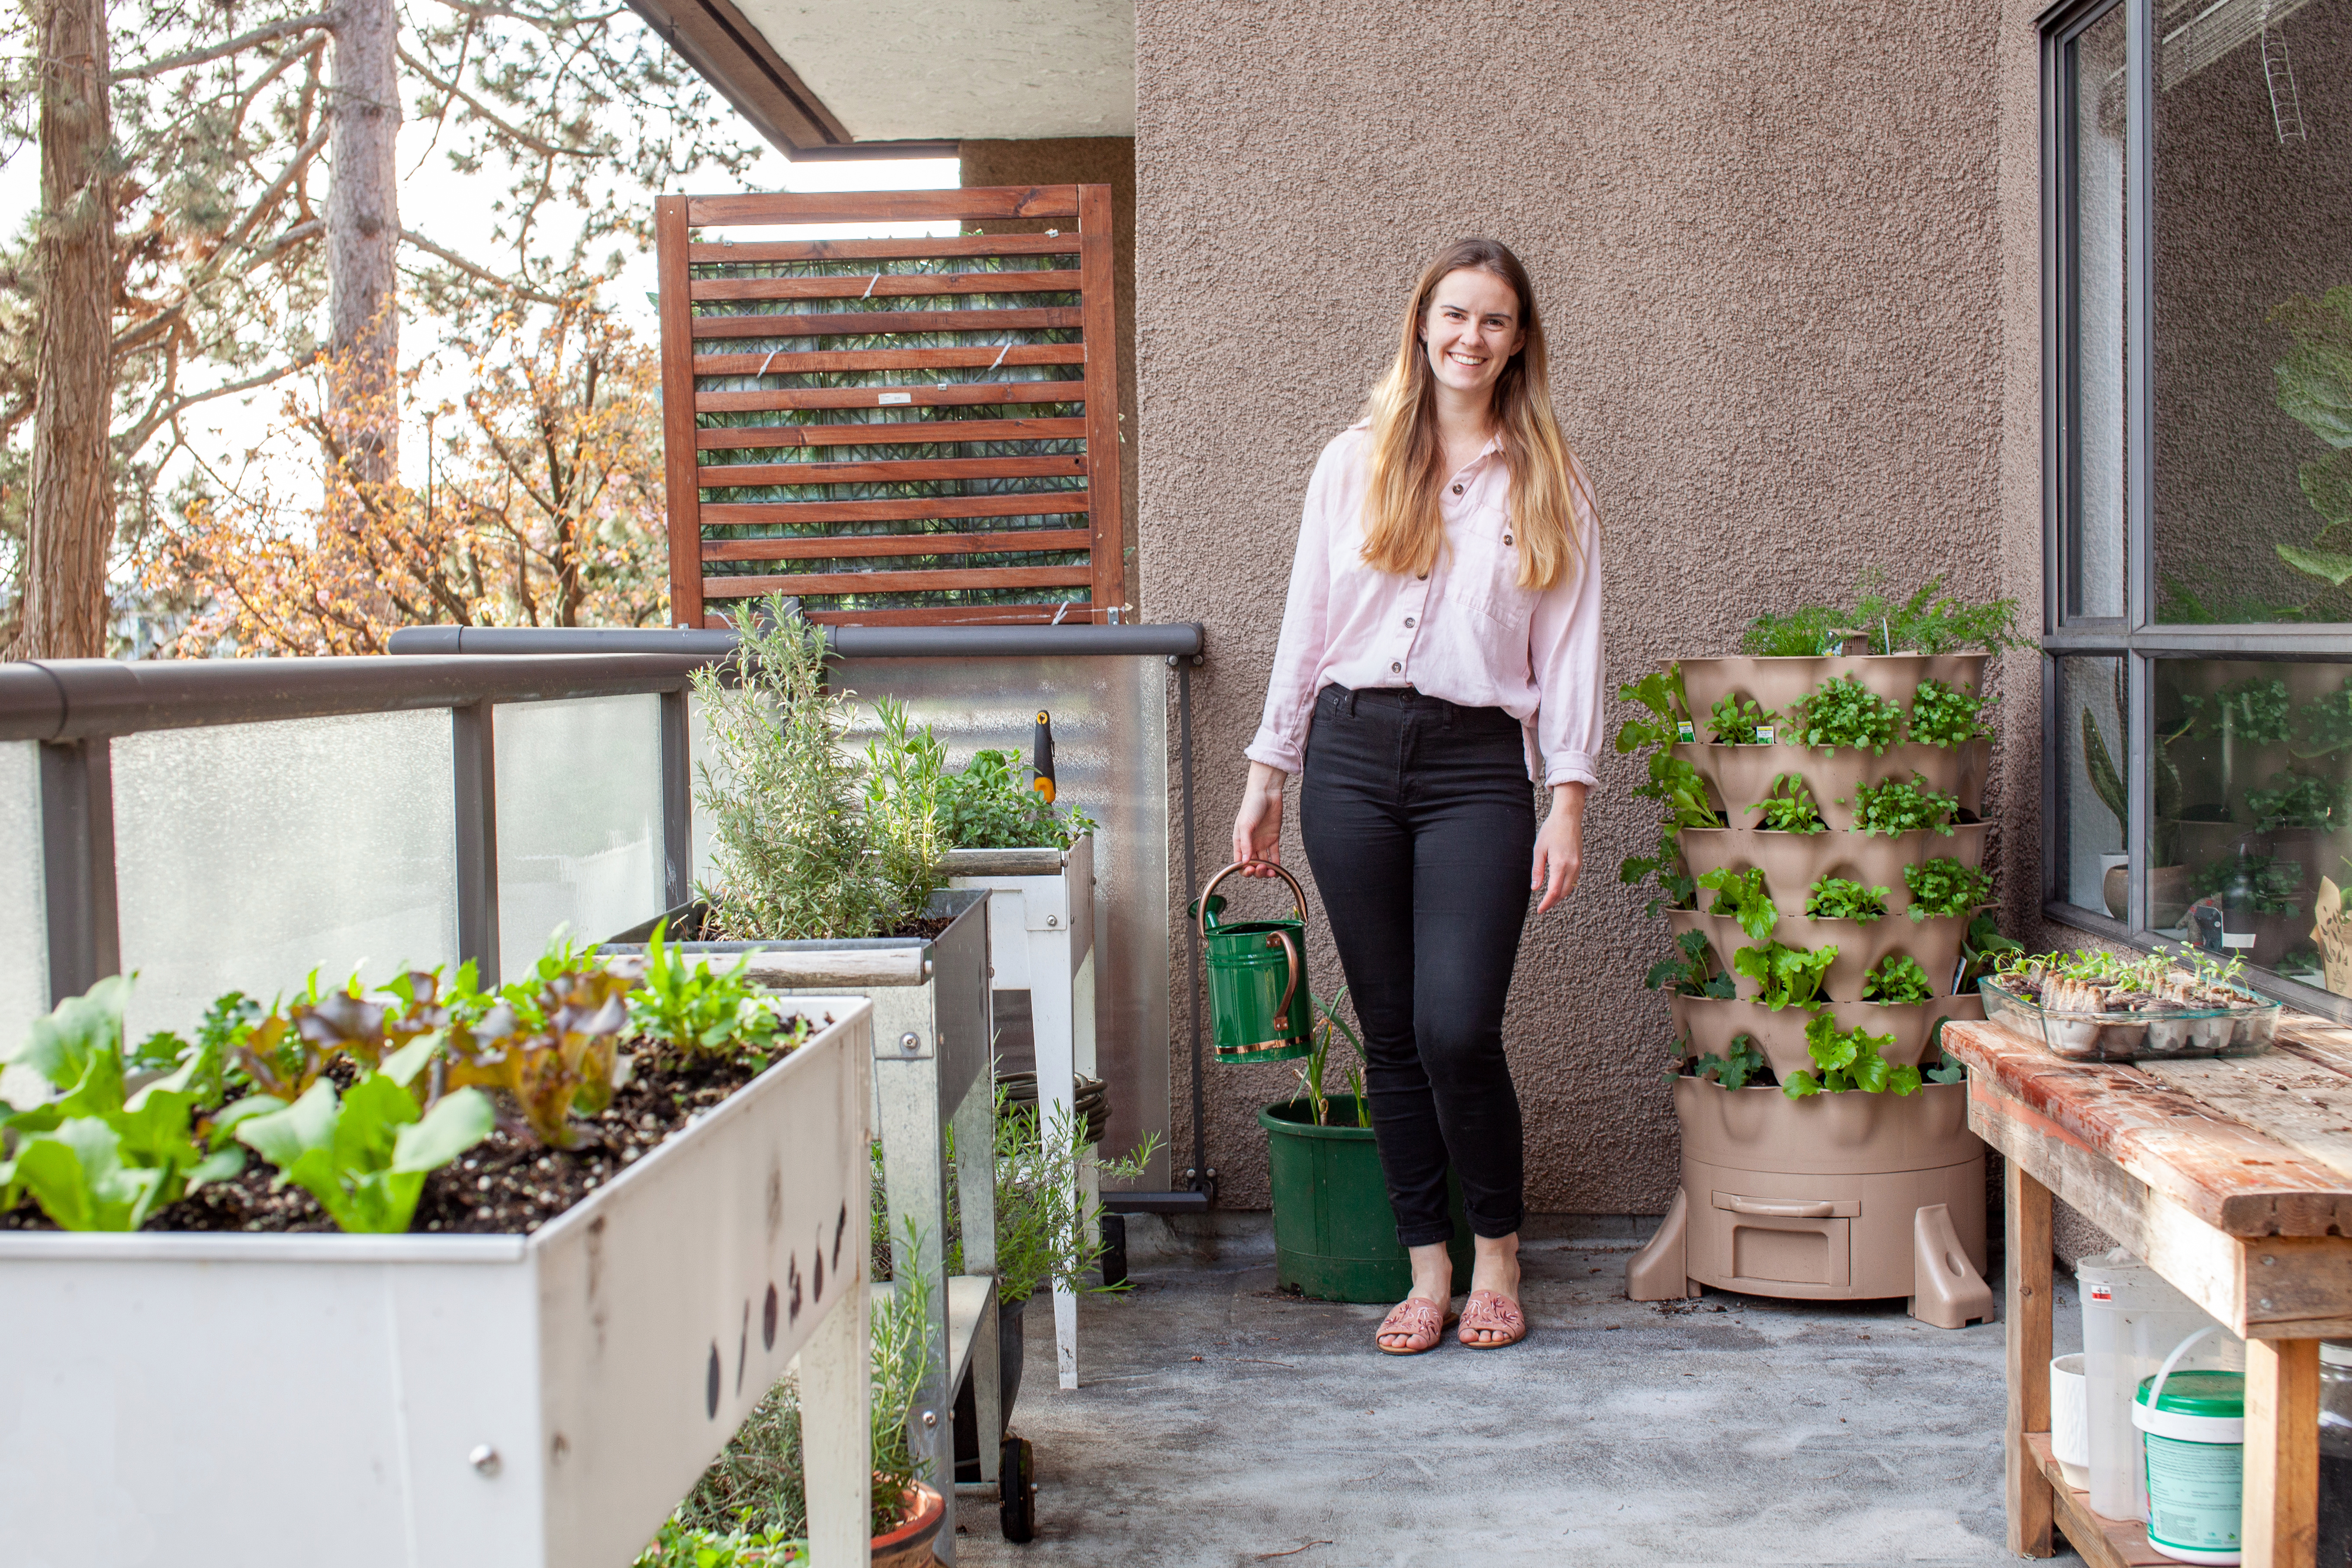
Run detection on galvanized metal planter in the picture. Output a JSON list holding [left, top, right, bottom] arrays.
[[0, 999, 877, 1568]]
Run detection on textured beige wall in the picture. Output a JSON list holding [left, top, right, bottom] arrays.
[[1136, 0, 2058, 1214]]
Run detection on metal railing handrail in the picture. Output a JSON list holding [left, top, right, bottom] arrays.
[[384, 621, 1208, 660]]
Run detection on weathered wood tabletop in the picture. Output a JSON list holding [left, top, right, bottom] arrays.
[[1942, 1014, 2352, 1568]]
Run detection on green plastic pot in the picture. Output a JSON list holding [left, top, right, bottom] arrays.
[[1258, 1097, 1474, 1303]]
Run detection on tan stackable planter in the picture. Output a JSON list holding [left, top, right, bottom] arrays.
[[1680, 653, 1993, 721], [1686, 741, 1988, 830], [1670, 992, 1985, 1079], [1681, 824, 1990, 919]]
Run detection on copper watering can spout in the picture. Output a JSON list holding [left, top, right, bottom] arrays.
[[1192, 860, 1314, 1065]]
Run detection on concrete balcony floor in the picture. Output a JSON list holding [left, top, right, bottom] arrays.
[[960, 1227, 2086, 1568]]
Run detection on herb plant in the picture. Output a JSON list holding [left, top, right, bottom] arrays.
[[1293, 989, 1370, 1129], [1698, 866, 1778, 942], [1692, 1034, 1768, 1091], [1740, 573, 2027, 657], [1904, 857, 1993, 919], [937, 746, 1097, 850], [1793, 676, 1903, 754], [1805, 878, 1889, 922], [1647, 930, 1734, 999], [1846, 775, 1959, 837], [1615, 668, 1707, 916], [2185, 676, 2293, 744], [1733, 941, 1837, 1012], [630, 918, 795, 1066], [1909, 679, 1993, 747], [1708, 695, 1777, 746], [1783, 1013, 1921, 1098], [1614, 668, 1692, 756], [1862, 953, 1937, 1005], [1748, 772, 1828, 834]]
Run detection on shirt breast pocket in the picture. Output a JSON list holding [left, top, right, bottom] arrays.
[[1464, 541, 1535, 636]]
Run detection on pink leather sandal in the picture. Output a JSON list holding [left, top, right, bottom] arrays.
[[1458, 1289, 1527, 1349], [1375, 1296, 1457, 1355]]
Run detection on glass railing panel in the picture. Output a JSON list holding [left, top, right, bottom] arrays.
[[495, 695, 662, 969], [112, 711, 460, 1039], [0, 741, 49, 1049]]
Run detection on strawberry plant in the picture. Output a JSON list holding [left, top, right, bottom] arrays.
[[1862, 953, 1937, 1004], [1909, 678, 1993, 748], [1845, 775, 1959, 836], [1903, 856, 1993, 919], [1747, 772, 1827, 834], [1707, 695, 1777, 746], [1734, 941, 1837, 1011], [1647, 930, 1734, 998], [1697, 866, 1778, 942], [1783, 1012, 1921, 1098], [1805, 877, 1889, 922], [1793, 676, 1902, 755]]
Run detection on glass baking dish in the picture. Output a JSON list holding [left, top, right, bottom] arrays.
[[1976, 976, 2281, 1062]]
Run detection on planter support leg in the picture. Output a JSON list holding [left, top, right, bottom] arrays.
[[1908, 1202, 1994, 1329], [802, 1036, 873, 1568], [878, 1043, 956, 1560], [1625, 1189, 1699, 1302], [951, 1073, 1002, 1486], [1030, 914, 1086, 1391]]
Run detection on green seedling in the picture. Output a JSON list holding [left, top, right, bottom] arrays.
[[1747, 772, 1827, 834], [1708, 695, 1777, 746], [1805, 877, 1889, 922], [1693, 1034, 1768, 1091], [1698, 866, 1778, 942], [1794, 676, 1903, 755], [1845, 775, 1959, 837], [631, 918, 806, 1067], [1783, 1012, 1920, 1098], [1733, 941, 1837, 1012], [237, 1065, 494, 1234], [1862, 953, 1937, 1005], [1905, 857, 1993, 920], [1647, 929, 1734, 999], [1910, 678, 1994, 748]]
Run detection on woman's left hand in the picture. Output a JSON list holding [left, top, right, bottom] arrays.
[[1531, 783, 1586, 914]]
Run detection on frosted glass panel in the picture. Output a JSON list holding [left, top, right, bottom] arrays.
[[495, 695, 662, 970], [113, 712, 458, 1039], [0, 741, 48, 1049]]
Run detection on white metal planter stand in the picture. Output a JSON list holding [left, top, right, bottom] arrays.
[[945, 834, 1097, 1390], [0, 999, 878, 1568]]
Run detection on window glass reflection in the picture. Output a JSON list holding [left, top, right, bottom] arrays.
[[2067, 4, 2129, 620], [2060, 656, 2130, 914]]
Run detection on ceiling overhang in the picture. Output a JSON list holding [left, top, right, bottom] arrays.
[[632, 0, 1135, 156]]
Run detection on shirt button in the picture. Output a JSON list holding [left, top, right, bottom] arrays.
[[1404, 616, 1416, 628], [1503, 534, 1514, 546], [1451, 484, 1464, 496], [1390, 661, 1403, 674], [1416, 571, 1429, 580]]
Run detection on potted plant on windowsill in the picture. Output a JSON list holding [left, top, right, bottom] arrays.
[[0, 940, 877, 1568]]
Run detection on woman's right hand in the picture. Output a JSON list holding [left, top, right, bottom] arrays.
[[1232, 763, 1287, 875]]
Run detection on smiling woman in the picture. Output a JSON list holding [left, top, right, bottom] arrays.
[[1230, 237, 1604, 1355]]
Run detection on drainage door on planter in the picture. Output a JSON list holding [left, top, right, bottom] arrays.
[[0, 1000, 879, 1568], [1258, 1097, 1474, 1303], [946, 835, 1096, 1390]]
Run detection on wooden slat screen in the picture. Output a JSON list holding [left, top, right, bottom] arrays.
[[653, 185, 1125, 628]]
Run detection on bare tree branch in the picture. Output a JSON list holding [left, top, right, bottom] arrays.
[[398, 227, 579, 306], [114, 13, 333, 81], [397, 45, 599, 159], [119, 359, 301, 456]]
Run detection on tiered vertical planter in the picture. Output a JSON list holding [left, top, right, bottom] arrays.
[[1626, 654, 1997, 1328]]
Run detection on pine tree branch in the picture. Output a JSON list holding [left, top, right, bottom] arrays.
[[396, 45, 600, 159], [398, 227, 580, 306], [114, 13, 334, 80]]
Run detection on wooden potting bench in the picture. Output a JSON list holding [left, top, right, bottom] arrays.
[[1942, 1016, 2352, 1568]]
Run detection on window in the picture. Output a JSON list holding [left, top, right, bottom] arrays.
[[2043, 0, 2352, 1014]]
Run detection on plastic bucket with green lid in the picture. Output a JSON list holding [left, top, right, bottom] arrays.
[[2133, 1326, 2245, 1565]]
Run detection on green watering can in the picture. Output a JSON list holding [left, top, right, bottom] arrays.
[[1193, 859, 1313, 1065]]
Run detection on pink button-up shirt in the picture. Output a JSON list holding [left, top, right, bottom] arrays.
[[1246, 422, 1606, 788]]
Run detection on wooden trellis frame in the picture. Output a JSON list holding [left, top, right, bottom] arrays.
[[653, 185, 1125, 628]]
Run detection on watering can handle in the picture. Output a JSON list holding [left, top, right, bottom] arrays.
[[1195, 859, 1310, 943], [1272, 927, 1302, 1024]]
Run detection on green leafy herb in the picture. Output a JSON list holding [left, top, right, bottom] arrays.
[[1733, 941, 1837, 1012], [237, 1072, 495, 1235], [1793, 675, 1903, 754], [1910, 678, 1993, 747], [1748, 771, 1828, 834], [1707, 695, 1777, 746], [1862, 953, 1937, 1005], [935, 745, 1096, 850], [2184, 676, 2293, 744], [1924, 1049, 1968, 1086], [1805, 877, 1889, 922], [1647, 930, 1734, 999], [631, 918, 801, 1064], [1741, 572, 2026, 657], [1846, 775, 1959, 837], [1614, 668, 1692, 757], [1783, 1012, 1921, 1098], [2247, 770, 2349, 832], [1692, 1034, 1768, 1091], [1698, 866, 1779, 942], [1904, 857, 1993, 919]]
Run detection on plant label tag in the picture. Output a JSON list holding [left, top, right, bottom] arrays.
[[1676, 721, 1696, 744], [878, 391, 914, 405], [2088, 1285, 2112, 1303], [1756, 725, 1776, 745], [2222, 932, 2257, 950]]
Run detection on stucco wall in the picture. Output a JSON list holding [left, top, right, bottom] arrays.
[[1136, 0, 2056, 1215]]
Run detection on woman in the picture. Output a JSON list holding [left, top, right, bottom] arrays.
[[1232, 238, 1603, 1354]]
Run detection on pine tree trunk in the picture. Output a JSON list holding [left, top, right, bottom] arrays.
[[326, 0, 399, 496], [13, 0, 115, 660]]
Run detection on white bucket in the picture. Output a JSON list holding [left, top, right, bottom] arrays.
[[2051, 1353, 2091, 1491], [2133, 1327, 2246, 1566]]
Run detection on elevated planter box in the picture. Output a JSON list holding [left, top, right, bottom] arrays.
[[0, 999, 877, 1568]]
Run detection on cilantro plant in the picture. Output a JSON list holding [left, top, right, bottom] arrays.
[[1707, 695, 1777, 746], [1861, 953, 1937, 1004], [1904, 857, 1993, 920], [1692, 1034, 1768, 1090], [1747, 772, 1828, 834], [1793, 676, 1903, 754], [1783, 1013, 1921, 1098], [1805, 877, 1889, 922], [1846, 775, 1959, 836], [1733, 941, 1837, 1011], [1647, 930, 1734, 998], [1909, 678, 1993, 747], [1698, 866, 1778, 942]]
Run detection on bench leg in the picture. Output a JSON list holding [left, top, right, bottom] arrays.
[[2245, 1337, 2320, 1568], [2006, 1160, 2054, 1558]]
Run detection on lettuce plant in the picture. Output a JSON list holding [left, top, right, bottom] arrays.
[[237, 1059, 494, 1235], [1805, 877, 1889, 922], [1733, 941, 1837, 1011], [1845, 775, 1959, 836], [1862, 953, 1937, 1005], [1707, 695, 1776, 746], [1793, 676, 1902, 754], [447, 955, 639, 1149], [1909, 679, 1993, 747], [1747, 772, 1827, 834], [1614, 668, 1691, 757], [1784, 1013, 1920, 1098], [1904, 857, 1993, 920], [1697, 866, 1777, 942]]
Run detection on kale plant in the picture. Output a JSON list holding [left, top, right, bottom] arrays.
[[1733, 941, 1837, 1011], [1862, 953, 1937, 1005], [1904, 857, 1993, 919], [1805, 877, 1889, 922], [1747, 771, 1828, 834], [1698, 866, 1779, 942], [1784, 1013, 1921, 1098], [1846, 775, 1960, 837], [1708, 695, 1777, 746], [1793, 676, 1903, 754], [1647, 930, 1734, 998], [1909, 678, 1993, 747]]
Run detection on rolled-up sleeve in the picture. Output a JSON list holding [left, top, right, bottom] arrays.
[[1244, 444, 1340, 775], [1528, 459, 1605, 788]]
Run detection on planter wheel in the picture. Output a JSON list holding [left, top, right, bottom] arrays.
[[1000, 1435, 1036, 1543]]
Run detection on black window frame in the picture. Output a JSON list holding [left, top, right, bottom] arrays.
[[2038, 0, 2352, 1022]]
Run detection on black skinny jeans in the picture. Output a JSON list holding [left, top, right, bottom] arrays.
[[1299, 683, 1537, 1246]]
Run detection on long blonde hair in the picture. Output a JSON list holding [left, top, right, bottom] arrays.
[[1360, 238, 1585, 591]]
